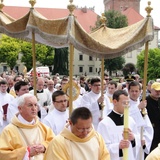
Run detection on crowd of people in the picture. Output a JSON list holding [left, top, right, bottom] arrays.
[[0, 72, 160, 160]]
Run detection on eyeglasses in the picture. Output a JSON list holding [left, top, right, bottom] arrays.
[[92, 84, 101, 87], [54, 99, 68, 103], [76, 126, 92, 133]]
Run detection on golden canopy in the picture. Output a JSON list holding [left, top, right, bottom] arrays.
[[0, 1, 154, 118], [0, 6, 154, 59]]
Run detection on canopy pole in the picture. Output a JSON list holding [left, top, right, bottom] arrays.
[[139, 41, 149, 160], [29, 0, 37, 97], [32, 31, 37, 97], [140, 3, 153, 159], [69, 43, 74, 117], [142, 41, 149, 102], [101, 58, 104, 96], [100, 58, 105, 119]]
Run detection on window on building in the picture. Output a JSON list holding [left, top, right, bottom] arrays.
[[89, 56, 93, 61], [3, 66, 7, 71], [79, 66, 83, 73], [89, 66, 93, 73], [15, 66, 19, 72], [79, 54, 83, 61]]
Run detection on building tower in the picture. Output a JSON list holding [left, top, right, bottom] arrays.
[[104, 0, 140, 13]]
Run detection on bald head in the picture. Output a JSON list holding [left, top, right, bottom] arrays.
[[37, 77, 45, 90]]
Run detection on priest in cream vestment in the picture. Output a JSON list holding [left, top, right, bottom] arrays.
[[145, 143, 160, 160], [44, 107, 110, 160], [0, 93, 54, 160]]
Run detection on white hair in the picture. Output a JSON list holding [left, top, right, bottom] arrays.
[[17, 93, 35, 107]]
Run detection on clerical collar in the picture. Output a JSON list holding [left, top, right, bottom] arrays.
[[108, 110, 124, 126], [113, 110, 123, 117], [37, 90, 43, 93], [18, 114, 35, 125]]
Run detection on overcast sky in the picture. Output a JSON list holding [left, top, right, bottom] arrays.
[[3, 0, 160, 28]]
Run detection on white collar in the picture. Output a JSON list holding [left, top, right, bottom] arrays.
[[18, 114, 35, 125], [113, 109, 123, 117]]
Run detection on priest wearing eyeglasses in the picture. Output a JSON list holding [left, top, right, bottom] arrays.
[[42, 90, 69, 135], [44, 107, 110, 160]]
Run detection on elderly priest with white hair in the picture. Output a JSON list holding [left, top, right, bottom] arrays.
[[0, 93, 54, 160]]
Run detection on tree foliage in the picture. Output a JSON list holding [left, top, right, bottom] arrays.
[[122, 63, 136, 77], [93, 10, 128, 30], [36, 44, 54, 66], [0, 34, 54, 71], [21, 41, 33, 70], [137, 48, 160, 80], [21, 41, 54, 71], [53, 48, 69, 75], [105, 57, 125, 76], [93, 10, 128, 76], [104, 10, 128, 28], [0, 35, 21, 70]]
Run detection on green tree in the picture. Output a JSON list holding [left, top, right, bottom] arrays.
[[53, 48, 69, 75], [36, 44, 54, 66], [122, 63, 136, 77], [0, 35, 55, 72], [93, 10, 128, 76], [105, 57, 125, 76], [137, 48, 160, 80], [21, 41, 33, 70], [21, 41, 54, 70], [0, 35, 20, 70]]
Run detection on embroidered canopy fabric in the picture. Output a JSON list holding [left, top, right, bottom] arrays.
[[0, 7, 154, 59]]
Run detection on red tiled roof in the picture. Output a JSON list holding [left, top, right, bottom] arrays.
[[2, 6, 98, 33], [2, 6, 159, 32], [122, 7, 159, 29], [122, 7, 144, 25]]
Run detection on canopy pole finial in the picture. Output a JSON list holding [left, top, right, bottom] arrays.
[[0, 0, 4, 10], [67, 0, 76, 15], [29, 0, 36, 8], [145, 1, 153, 17], [100, 13, 107, 26]]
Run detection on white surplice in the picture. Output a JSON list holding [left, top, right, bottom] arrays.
[[97, 116, 141, 160], [42, 108, 69, 135], [129, 98, 153, 158], [80, 91, 112, 130], [0, 92, 14, 133]]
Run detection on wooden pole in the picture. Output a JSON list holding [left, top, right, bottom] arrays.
[[142, 42, 149, 102], [100, 58, 105, 119], [69, 43, 74, 117], [139, 2, 153, 159], [139, 41, 149, 160], [32, 31, 37, 97]]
